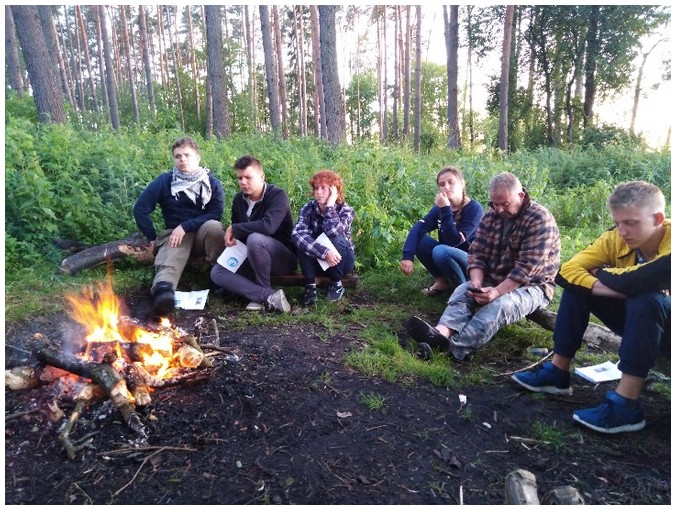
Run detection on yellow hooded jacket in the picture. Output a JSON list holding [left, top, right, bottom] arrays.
[[557, 219, 671, 293]]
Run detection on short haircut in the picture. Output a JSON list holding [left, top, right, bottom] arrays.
[[489, 172, 522, 195], [608, 180, 665, 213], [436, 166, 465, 190], [172, 137, 199, 155], [234, 155, 263, 172], [309, 169, 345, 204]]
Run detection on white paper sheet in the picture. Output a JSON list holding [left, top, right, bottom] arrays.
[[315, 233, 337, 271], [217, 239, 248, 272], [574, 361, 622, 383], [174, 289, 210, 310]]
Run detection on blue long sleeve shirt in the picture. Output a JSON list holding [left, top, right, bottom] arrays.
[[133, 171, 225, 241], [402, 199, 484, 261]]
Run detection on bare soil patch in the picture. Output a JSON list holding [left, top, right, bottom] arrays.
[[4, 289, 671, 505]]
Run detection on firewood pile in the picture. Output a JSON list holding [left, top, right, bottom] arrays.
[[5, 280, 232, 460]]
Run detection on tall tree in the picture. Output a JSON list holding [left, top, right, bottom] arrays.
[[5, 6, 24, 96], [272, 6, 289, 138], [205, 5, 230, 139], [582, 6, 600, 128], [11, 5, 66, 123], [120, 6, 140, 125], [498, 5, 515, 151], [318, 5, 345, 145], [294, 6, 308, 137], [310, 5, 327, 139], [37, 6, 75, 108], [403, 6, 411, 137], [99, 6, 120, 129], [630, 38, 664, 136], [444, 5, 461, 150], [75, 6, 99, 111], [259, 5, 281, 133], [138, 5, 156, 116], [95, 6, 109, 114], [413, 6, 422, 152], [187, 6, 202, 125]]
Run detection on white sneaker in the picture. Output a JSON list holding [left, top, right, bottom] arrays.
[[245, 301, 265, 311], [265, 289, 291, 313]]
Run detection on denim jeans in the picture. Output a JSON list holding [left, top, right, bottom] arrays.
[[210, 233, 297, 303], [432, 244, 469, 286], [438, 282, 550, 360], [553, 289, 671, 378], [415, 235, 468, 286], [297, 235, 355, 284]]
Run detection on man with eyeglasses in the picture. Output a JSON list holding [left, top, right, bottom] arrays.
[[405, 172, 561, 361]]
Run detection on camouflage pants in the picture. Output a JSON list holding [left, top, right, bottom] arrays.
[[437, 282, 550, 360]]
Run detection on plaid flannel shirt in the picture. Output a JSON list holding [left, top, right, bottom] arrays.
[[291, 200, 355, 259], [468, 193, 560, 300]]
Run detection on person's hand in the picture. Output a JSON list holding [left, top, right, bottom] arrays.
[[434, 192, 451, 208], [224, 225, 237, 247], [399, 259, 414, 276], [327, 186, 338, 207], [169, 225, 186, 248], [325, 249, 342, 267], [468, 285, 499, 305]]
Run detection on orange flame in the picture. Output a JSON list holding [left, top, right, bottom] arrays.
[[65, 279, 179, 379]]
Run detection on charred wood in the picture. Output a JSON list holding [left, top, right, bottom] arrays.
[[58, 232, 153, 275]]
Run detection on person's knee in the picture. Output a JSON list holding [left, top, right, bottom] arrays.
[[246, 232, 268, 250], [626, 292, 670, 321]]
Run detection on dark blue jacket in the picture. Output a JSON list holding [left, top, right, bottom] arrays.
[[133, 171, 225, 241], [231, 184, 295, 250], [402, 199, 484, 261]]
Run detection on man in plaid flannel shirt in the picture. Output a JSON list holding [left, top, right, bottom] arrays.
[[406, 172, 561, 360]]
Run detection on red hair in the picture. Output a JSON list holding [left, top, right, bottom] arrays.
[[309, 169, 345, 204]]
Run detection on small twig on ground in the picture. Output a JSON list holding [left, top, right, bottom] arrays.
[[5, 344, 32, 355], [110, 447, 169, 501], [5, 408, 42, 421], [98, 445, 198, 457], [201, 344, 237, 354], [497, 352, 553, 376]]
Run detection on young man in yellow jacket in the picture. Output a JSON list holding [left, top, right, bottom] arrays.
[[513, 181, 670, 434]]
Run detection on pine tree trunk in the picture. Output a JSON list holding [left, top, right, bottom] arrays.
[[583, 6, 600, 128], [138, 5, 156, 116], [310, 6, 327, 139], [403, 6, 411, 137], [165, 7, 185, 131], [444, 6, 461, 150], [120, 6, 140, 125], [318, 5, 344, 145], [205, 5, 230, 139], [413, 6, 422, 152], [95, 7, 109, 115], [497, 5, 514, 152], [65, 7, 85, 111], [294, 6, 307, 137], [76, 6, 100, 111], [5, 6, 24, 96], [272, 6, 289, 139], [260, 5, 281, 134], [99, 6, 120, 129], [37, 6, 75, 109], [11, 5, 66, 124], [187, 7, 202, 126]]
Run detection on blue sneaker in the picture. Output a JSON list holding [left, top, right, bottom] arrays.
[[511, 362, 572, 395], [327, 283, 345, 302], [573, 391, 646, 434]]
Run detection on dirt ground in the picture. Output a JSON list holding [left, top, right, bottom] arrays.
[[4, 287, 671, 505]]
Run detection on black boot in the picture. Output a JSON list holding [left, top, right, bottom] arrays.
[[151, 281, 175, 320]]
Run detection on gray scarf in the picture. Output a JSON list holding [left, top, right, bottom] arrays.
[[171, 166, 212, 208]]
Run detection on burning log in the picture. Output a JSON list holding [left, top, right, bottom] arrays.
[[58, 232, 153, 275], [35, 345, 149, 439]]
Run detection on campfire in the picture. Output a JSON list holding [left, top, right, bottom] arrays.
[[6, 278, 223, 459]]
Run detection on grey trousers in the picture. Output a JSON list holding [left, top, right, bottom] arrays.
[[210, 232, 298, 303], [152, 219, 226, 292], [437, 281, 550, 360]]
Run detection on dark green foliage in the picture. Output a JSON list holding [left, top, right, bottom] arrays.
[[5, 100, 671, 278]]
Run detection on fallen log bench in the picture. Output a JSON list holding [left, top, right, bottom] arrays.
[[271, 273, 359, 288]]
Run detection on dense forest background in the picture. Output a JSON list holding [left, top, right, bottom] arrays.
[[6, 5, 672, 150], [4, 5, 672, 289]]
